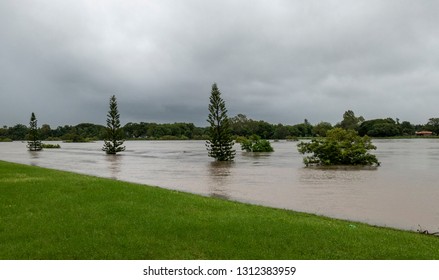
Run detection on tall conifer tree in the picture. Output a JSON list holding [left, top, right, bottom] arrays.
[[206, 83, 235, 161], [27, 112, 42, 151], [102, 95, 125, 154]]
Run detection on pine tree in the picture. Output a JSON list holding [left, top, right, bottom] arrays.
[[206, 83, 235, 161], [102, 95, 125, 154], [27, 112, 42, 151]]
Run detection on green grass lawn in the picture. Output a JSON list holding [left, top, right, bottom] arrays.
[[1, 160, 438, 259]]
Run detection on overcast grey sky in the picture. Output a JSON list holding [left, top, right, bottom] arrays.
[[1, 0, 438, 127]]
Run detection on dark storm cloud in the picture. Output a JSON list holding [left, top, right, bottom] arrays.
[[1, 0, 439, 127]]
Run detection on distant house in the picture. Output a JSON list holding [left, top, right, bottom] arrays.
[[415, 131, 433, 136]]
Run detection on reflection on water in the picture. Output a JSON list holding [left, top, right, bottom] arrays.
[[299, 167, 373, 185], [29, 150, 41, 166], [106, 155, 122, 180], [207, 161, 233, 199], [1, 139, 439, 232]]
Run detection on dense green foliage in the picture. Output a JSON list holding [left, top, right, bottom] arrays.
[[298, 128, 380, 167], [240, 135, 274, 152], [1, 161, 439, 260], [26, 112, 42, 151], [339, 110, 365, 131], [0, 109, 436, 141], [206, 83, 235, 161], [102, 95, 125, 154], [124, 122, 207, 140], [424, 118, 439, 135], [313, 121, 333, 137], [61, 123, 105, 142], [359, 118, 401, 137], [0, 123, 106, 142], [2, 124, 27, 140], [230, 115, 314, 138], [41, 143, 61, 149]]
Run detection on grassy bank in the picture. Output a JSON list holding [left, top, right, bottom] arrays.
[[1, 160, 438, 259]]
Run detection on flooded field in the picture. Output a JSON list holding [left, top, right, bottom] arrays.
[[1, 139, 439, 231]]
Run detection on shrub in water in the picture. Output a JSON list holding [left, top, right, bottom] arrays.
[[41, 143, 61, 149], [297, 128, 380, 167], [240, 135, 274, 152]]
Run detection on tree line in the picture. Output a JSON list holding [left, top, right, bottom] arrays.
[[3, 83, 384, 166], [1, 111, 438, 142]]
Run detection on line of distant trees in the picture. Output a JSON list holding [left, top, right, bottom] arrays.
[[1, 110, 439, 142]]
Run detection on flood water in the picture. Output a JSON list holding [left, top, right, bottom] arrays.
[[1, 139, 439, 232]]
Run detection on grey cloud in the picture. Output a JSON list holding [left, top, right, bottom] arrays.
[[1, 0, 439, 127]]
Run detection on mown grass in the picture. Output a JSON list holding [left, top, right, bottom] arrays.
[[1, 160, 438, 260]]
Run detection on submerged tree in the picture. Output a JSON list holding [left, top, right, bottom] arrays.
[[102, 95, 125, 155], [339, 110, 364, 131], [27, 112, 42, 151], [206, 83, 235, 161], [240, 135, 274, 152], [297, 128, 380, 167]]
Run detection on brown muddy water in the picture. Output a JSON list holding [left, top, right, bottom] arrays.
[[1, 139, 439, 232]]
